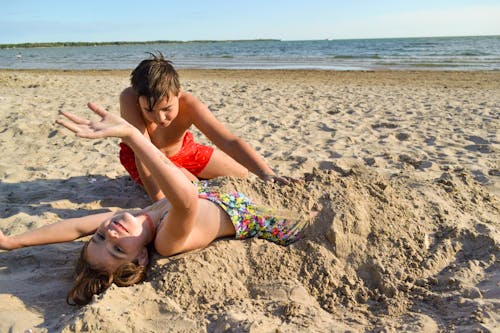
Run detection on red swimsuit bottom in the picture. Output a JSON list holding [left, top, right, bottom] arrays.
[[119, 131, 214, 184]]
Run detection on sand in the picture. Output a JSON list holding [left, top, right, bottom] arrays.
[[0, 69, 498, 332]]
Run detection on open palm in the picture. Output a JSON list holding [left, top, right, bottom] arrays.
[[57, 102, 133, 139]]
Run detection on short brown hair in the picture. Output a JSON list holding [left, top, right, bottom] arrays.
[[130, 52, 181, 111], [67, 242, 148, 305]]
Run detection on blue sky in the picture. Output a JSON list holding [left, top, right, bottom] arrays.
[[1, 0, 499, 43]]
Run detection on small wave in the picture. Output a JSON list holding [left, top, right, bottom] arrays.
[[458, 51, 489, 56], [333, 55, 381, 59], [333, 55, 354, 59], [374, 62, 400, 66], [411, 63, 461, 68]]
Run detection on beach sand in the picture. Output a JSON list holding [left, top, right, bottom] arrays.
[[0, 69, 498, 332]]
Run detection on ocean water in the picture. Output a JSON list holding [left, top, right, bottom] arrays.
[[0, 36, 499, 71]]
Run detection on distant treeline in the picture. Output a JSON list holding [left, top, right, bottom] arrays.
[[0, 39, 280, 49]]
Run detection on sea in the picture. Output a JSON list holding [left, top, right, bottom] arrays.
[[1, 35, 499, 71]]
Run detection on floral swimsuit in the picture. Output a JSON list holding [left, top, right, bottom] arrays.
[[196, 182, 306, 246]]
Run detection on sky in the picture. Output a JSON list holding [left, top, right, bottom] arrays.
[[1, 0, 499, 44]]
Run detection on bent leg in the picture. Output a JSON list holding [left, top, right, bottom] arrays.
[[197, 149, 248, 179], [120, 142, 197, 201], [119, 142, 143, 185]]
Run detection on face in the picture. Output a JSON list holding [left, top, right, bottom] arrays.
[[138, 92, 181, 127], [85, 212, 153, 273]]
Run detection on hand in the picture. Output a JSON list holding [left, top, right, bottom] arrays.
[[56, 102, 134, 139], [0, 230, 15, 251], [261, 174, 303, 185]]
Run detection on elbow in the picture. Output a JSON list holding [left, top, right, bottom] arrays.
[[231, 137, 246, 147], [179, 185, 199, 212], [2, 236, 20, 251], [222, 137, 248, 155]]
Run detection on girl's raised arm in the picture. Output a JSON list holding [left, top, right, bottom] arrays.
[[0, 211, 114, 250], [57, 103, 199, 244]]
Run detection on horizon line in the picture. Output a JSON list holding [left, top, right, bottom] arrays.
[[1, 34, 498, 48]]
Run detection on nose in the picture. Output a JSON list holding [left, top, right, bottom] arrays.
[[107, 227, 119, 239], [154, 110, 166, 124]]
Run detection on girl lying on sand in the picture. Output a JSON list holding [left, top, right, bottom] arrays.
[[0, 103, 307, 305]]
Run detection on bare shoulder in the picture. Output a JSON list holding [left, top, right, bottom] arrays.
[[119, 87, 138, 117], [119, 86, 144, 126], [120, 86, 137, 103], [180, 91, 207, 115]]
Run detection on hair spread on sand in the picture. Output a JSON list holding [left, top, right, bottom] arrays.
[[67, 242, 148, 305]]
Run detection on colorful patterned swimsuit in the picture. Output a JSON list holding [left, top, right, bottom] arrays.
[[196, 182, 306, 246]]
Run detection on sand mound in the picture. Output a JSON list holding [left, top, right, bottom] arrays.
[[58, 167, 498, 332]]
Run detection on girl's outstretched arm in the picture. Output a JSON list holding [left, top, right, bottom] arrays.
[[57, 102, 197, 212], [57, 103, 199, 248], [0, 211, 115, 250]]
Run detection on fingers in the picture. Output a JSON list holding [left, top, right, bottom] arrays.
[[56, 119, 104, 139], [264, 175, 289, 185], [59, 111, 90, 125], [56, 118, 82, 134], [87, 102, 108, 118], [60, 102, 107, 122], [285, 176, 304, 184], [263, 175, 304, 185], [273, 176, 291, 185], [56, 102, 106, 133]]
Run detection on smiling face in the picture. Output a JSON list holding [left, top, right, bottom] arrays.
[[139, 92, 181, 128], [85, 212, 154, 273]]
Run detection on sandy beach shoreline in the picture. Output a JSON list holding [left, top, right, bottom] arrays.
[[0, 69, 498, 332]]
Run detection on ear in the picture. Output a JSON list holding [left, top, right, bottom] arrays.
[[177, 86, 182, 97], [137, 95, 146, 108], [136, 247, 149, 266]]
